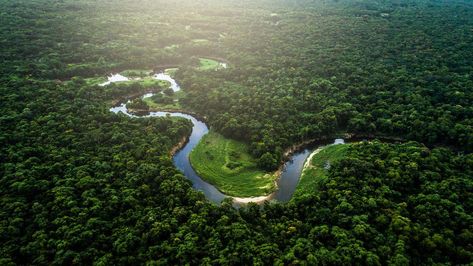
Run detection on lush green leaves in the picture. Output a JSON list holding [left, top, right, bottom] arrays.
[[1, 0, 472, 265]]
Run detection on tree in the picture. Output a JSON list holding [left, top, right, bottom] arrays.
[[258, 152, 278, 171]]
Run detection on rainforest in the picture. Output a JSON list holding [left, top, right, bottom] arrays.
[[1, 0, 472, 265]]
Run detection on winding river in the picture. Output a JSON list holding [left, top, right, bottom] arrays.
[[108, 71, 344, 204]]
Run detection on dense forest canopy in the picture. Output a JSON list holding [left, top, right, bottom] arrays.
[[1, 0, 472, 264]]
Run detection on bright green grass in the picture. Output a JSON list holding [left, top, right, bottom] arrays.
[[293, 144, 350, 199], [190, 131, 276, 197], [115, 68, 170, 89], [120, 69, 152, 78], [143, 90, 185, 110], [118, 69, 175, 88], [138, 78, 169, 88], [198, 58, 221, 71]]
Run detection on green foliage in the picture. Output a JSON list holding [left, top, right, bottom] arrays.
[[189, 131, 276, 197], [258, 152, 278, 171], [198, 58, 225, 71], [150, 93, 173, 105], [119, 69, 152, 78], [163, 87, 174, 96], [291, 141, 473, 265], [1, 0, 472, 265], [294, 144, 350, 199], [144, 90, 185, 110], [127, 98, 149, 110]]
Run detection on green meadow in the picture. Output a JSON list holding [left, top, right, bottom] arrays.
[[189, 131, 276, 197]]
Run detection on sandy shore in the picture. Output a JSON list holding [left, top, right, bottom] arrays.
[[303, 147, 324, 170], [232, 195, 273, 204]]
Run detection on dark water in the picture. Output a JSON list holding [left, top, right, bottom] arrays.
[[270, 149, 313, 202], [269, 138, 344, 202], [109, 73, 344, 204]]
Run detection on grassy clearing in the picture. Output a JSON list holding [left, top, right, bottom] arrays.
[[198, 58, 223, 71], [190, 131, 276, 197], [120, 69, 152, 78], [143, 90, 185, 110], [119, 69, 171, 88], [293, 144, 350, 199], [138, 78, 169, 88]]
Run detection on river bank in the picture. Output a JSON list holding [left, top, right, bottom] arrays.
[[293, 144, 350, 199], [105, 69, 346, 204], [303, 146, 325, 170], [170, 136, 189, 157], [126, 107, 209, 123], [112, 95, 334, 204]]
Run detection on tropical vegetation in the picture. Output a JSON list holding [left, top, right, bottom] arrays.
[[1, 0, 472, 264]]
